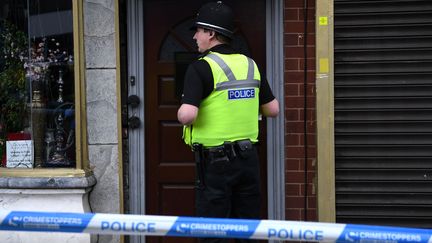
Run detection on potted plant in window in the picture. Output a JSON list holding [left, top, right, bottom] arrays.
[[0, 20, 28, 130], [0, 20, 28, 167]]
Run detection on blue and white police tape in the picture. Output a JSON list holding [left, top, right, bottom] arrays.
[[1, 210, 432, 242]]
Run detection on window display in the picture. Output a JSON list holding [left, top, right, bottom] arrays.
[[0, 0, 75, 168]]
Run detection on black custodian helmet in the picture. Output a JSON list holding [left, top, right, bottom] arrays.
[[192, 1, 235, 39]]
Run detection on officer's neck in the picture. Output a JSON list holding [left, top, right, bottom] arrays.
[[206, 38, 224, 51]]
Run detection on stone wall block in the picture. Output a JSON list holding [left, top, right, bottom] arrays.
[[88, 144, 120, 243], [84, 0, 115, 68], [86, 69, 118, 144], [88, 144, 120, 214]]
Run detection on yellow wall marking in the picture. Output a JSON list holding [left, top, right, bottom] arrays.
[[319, 17, 328, 26], [319, 58, 329, 73]]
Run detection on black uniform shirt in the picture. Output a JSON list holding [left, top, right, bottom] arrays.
[[181, 44, 275, 107]]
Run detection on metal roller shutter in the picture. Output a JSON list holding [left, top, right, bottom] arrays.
[[334, 0, 432, 227]]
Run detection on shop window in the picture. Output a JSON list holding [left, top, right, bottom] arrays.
[[0, 0, 87, 174]]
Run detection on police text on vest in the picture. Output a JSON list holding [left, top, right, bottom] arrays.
[[228, 88, 255, 100]]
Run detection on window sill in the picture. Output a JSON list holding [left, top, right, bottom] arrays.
[[0, 169, 96, 189]]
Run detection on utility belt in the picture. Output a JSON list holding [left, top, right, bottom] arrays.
[[194, 139, 254, 159], [192, 139, 255, 189]]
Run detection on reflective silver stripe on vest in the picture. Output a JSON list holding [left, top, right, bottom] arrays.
[[216, 80, 260, 91], [247, 57, 254, 81], [205, 53, 260, 91]]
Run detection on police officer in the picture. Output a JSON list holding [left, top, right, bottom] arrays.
[[177, 2, 279, 242]]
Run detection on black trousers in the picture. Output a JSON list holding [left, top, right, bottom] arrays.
[[195, 144, 261, 243]]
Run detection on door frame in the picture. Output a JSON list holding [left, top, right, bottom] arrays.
[[265, 0, 285, 222], [126, 0, 285, 242], [315, 0, 336, 222]]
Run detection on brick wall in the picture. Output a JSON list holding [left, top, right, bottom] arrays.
[[284, 0, 317, 221]]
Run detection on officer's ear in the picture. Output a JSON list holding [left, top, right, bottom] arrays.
[[209, 30, 215, 37]]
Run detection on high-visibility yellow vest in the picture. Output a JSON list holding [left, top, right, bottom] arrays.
[[183, 52, 260, 147]]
